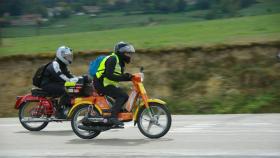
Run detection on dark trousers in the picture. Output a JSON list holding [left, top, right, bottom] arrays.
[[42, 82, 71, 108], [94, 78, 128, 118]]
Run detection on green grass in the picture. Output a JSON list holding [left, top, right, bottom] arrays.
[[2, 0, 280, 38], [0, 13, 279, 56], [1, 11, 205, 38], [239, 0, 280, 16]]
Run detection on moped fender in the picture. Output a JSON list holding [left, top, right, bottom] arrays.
[[67, 101, 93, 118], [14, 94, 46, 109], [67, 97, 103, 118], [15, 96, 24, 109], [142, 99, 166, 106], [133, 99, 167, 122]]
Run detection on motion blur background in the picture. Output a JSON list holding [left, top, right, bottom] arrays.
[[0, 0, 280, 117]]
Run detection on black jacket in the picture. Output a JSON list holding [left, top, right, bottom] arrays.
[[104, 55, 131, 81], [94, 55, 131, 88], [41, 59, 74, 86]]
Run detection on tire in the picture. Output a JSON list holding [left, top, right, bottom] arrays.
[[19, 101, 49, 131], [137, 103, 172, 139], [71, 104, 101, 139]]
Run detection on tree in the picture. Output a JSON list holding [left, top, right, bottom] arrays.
[[60, 8, 71, 18], [35, 19, 42, 36], [175, 0, 187, 12], [2, 0, 24, 16], [239, 0, 256, 8], [154, 0, 171, 13], [195, 0, 211, 10], [205, 0, 241, 19], [112, 0, 127, 11], [23, 0, 48, 17], [0, 27, 2, 46], [71, 2, 83, 12]]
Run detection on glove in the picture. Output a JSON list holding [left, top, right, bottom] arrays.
[[124, 73, 133, 81], [70, 77, 79, 82]]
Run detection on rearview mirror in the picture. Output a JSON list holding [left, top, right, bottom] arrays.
[[140, 67, 144, 73]]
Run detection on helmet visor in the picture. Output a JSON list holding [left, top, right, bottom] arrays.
[[62, 50, 73, 64], [65, 54, 73, 63], [119, 45, 135, 54]]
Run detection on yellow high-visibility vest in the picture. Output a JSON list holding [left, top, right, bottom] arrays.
[[96, 53, 121, 87]]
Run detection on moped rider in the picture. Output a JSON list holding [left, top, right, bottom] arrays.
[[40, 46, 78, 119], [93, 41, 135, 126]]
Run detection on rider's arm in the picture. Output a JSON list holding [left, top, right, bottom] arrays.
[[50, 61, 71, 82], [104, 56, 131, 81], [65, 68, 74, 78]]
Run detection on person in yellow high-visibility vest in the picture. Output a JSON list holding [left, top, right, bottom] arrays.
[[93, 41, 135, 126]]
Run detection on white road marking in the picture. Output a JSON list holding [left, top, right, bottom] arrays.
[[0, 122, 135, 128], [0, 115, 280, 157], [170, 122, 274, 133], [0, 124, 20, 127], [170, 123, 217, 133]]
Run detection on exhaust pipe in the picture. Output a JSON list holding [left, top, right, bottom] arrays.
[[78, 125, 109, 131], [88, 117, 108, 123], [78, 124, 124, 131], [21, 118, 67, 123], [77, 125, 120, 131]]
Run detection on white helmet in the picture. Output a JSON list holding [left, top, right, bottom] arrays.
[[56, 46, 73, 65]]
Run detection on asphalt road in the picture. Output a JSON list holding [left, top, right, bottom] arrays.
[[0, 114, 279, 158]]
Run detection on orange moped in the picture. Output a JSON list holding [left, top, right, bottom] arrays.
[[70, 67, 172, 139]]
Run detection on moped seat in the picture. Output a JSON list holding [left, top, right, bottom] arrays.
[[31, 88, 57, 97]]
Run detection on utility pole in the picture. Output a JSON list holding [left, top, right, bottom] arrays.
[[36, 19, 42, 36], [0, 27, 2, 46]]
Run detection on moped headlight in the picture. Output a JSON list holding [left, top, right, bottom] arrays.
[[140, 73, 144, 82]]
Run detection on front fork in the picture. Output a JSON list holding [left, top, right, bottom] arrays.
[[146, 106, 155, 118], [139, 83, 155, 120]]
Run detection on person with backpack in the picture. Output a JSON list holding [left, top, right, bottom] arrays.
[[90, 41, 135, 126], [39, 46, 78, 119]]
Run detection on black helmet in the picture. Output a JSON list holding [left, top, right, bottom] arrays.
[[114, 41, 135, 64]]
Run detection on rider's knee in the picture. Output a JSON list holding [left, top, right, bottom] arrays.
[[123, 93, 129, 102], [119, 93, 129, 103]]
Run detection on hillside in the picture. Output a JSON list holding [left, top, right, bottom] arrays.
[[0, 42, 280, 117], [2, 0, 280, 38], [1, 13, 280, 56]]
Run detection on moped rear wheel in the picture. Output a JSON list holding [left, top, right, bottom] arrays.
[[137, 103, 172, 139], [19, 101, 49, 131], [71, 104, 101, 139]]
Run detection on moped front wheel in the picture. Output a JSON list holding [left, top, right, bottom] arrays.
[[137, 103, 172, 139], [71, 104, 101, 139], [19, 101, 49, 131]]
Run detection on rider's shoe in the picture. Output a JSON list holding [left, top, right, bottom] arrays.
[[109, 117, 124, 127], [55, 109, 67, 119]]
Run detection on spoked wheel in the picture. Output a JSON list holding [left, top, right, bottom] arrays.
[[19, 101, 49, 131], [71, 104, 101, 139], [137, 103, 172, 139]]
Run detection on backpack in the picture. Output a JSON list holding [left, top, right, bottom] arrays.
[[32, 62, 51, 87], [88, 55, 106, 77]]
